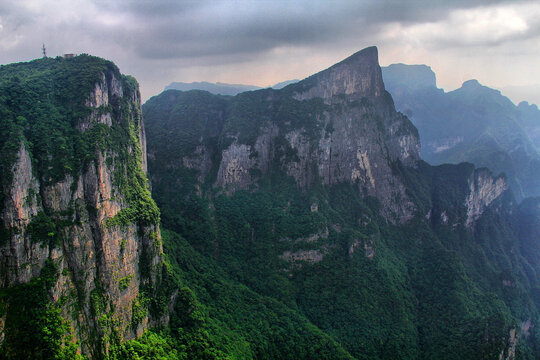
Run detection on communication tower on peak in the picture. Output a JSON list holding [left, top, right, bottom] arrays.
[[42, 44, 47, 58]]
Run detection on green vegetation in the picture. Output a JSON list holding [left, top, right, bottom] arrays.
[[0, 259, 83, 359], [142, 88, 540, 359], [149, 169, 539, 359], [27, 211, 60, 247], [2, 54, 540, 359], [0, 54, 159, 226], [118, 275, 134, 291], [0, 55, 116, 189], [0, 55, 161, 358], [159, 229, 354, 360]]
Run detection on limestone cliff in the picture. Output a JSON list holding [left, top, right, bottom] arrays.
[[464, 168, 507, 227], [147, 47, 420, 223], [143, 47, 540, 359], [0, 56, 169, 358], [292, 46, 385, 102]]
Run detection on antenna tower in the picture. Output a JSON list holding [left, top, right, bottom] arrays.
[[42, 44, 47, 58]]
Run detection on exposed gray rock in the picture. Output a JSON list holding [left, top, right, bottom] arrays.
[[210, 47, 420, 223], [280, 249, 325, 264], [498, 328, 517, 360], [0, 145, 45, 285], [465, 168, 507, 227], [183, 145, 213, 183], [293, 46, 385, 103], [216, 143, 256, 192]]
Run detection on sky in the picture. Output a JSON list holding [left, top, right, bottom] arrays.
[[1, 0, 539, 104]]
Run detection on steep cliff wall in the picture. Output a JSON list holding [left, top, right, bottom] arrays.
[[0, 56, 169, 358], [147, 47, 420, 223], [464, 168, 507, 227], [144, 47, 540, 359]]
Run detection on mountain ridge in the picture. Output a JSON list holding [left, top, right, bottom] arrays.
[[1, 48, 540, 359], [382, 63, 540, 201], [164, 79, 301, 96], [144, 46, 540, 359]]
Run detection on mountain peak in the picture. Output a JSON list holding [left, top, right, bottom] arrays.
[[341, 46, 379, 65], [462, 79, 482, 88], [292, 46, 385, 102], [382, 63, 437, 90], [456, 79, 505, 98]]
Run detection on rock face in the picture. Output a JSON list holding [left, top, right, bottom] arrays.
[[248, 47, 420, 221], [144, 48, 540, 359], [0, 145, 46, 284], [499, 328, 518, 360], [293, 47, 385, 102], [148, 47, 420, 223], [464, 168, 507, 227], [0, 57, 167, 357]]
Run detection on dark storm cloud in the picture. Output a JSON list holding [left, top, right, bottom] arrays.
[[0, 1, 34, 31], [81, 0, 536, 62], [2, 0, 540, 102], [362, 0, 525, 23], [130, 7, 344, 60], [115, 1, 354, 60]]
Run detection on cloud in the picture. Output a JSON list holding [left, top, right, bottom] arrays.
[[1, 0, 540, 101], [3, 0, 536, 62], [109, 1, 356, 60], [97, 0, 538, 63], [384, 2, 540, 49]]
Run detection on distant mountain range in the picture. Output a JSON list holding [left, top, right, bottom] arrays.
[[502, 84, 540, 106], [382, 63, 540, 201], [164, 79, 299, 95]]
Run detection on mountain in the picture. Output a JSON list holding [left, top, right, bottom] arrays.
[[165, 81, 261, 96], [382, 63, 436, 90], [0, 56, 179, 358], [148, 47, 420, 222], [164, 79, 300, 96], [517, 101, 540, 150], [3, 48, 540, 359], [503, 84, 540, 108], [382, 64, 540, 201], [272, 79, 300, 89], [0, 55, 359, 359], [144, 47, 540, 359]]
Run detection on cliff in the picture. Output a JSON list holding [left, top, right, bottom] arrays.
[[382, 63, 437, 90], [143, 47, 540, 359], [464, 168, 507, 227], [146, 47, 420, 223], [0, 56, 171, 358]]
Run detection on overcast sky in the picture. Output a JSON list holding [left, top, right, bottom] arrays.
[[1, 0, 539, 104]]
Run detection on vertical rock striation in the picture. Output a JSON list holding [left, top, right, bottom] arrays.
[[159, 46, 421, 222], [464, 168, 507, 227], [0, 56, 169, 358]]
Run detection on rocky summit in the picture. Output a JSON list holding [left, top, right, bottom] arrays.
[[147, 47, 420, 223]]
